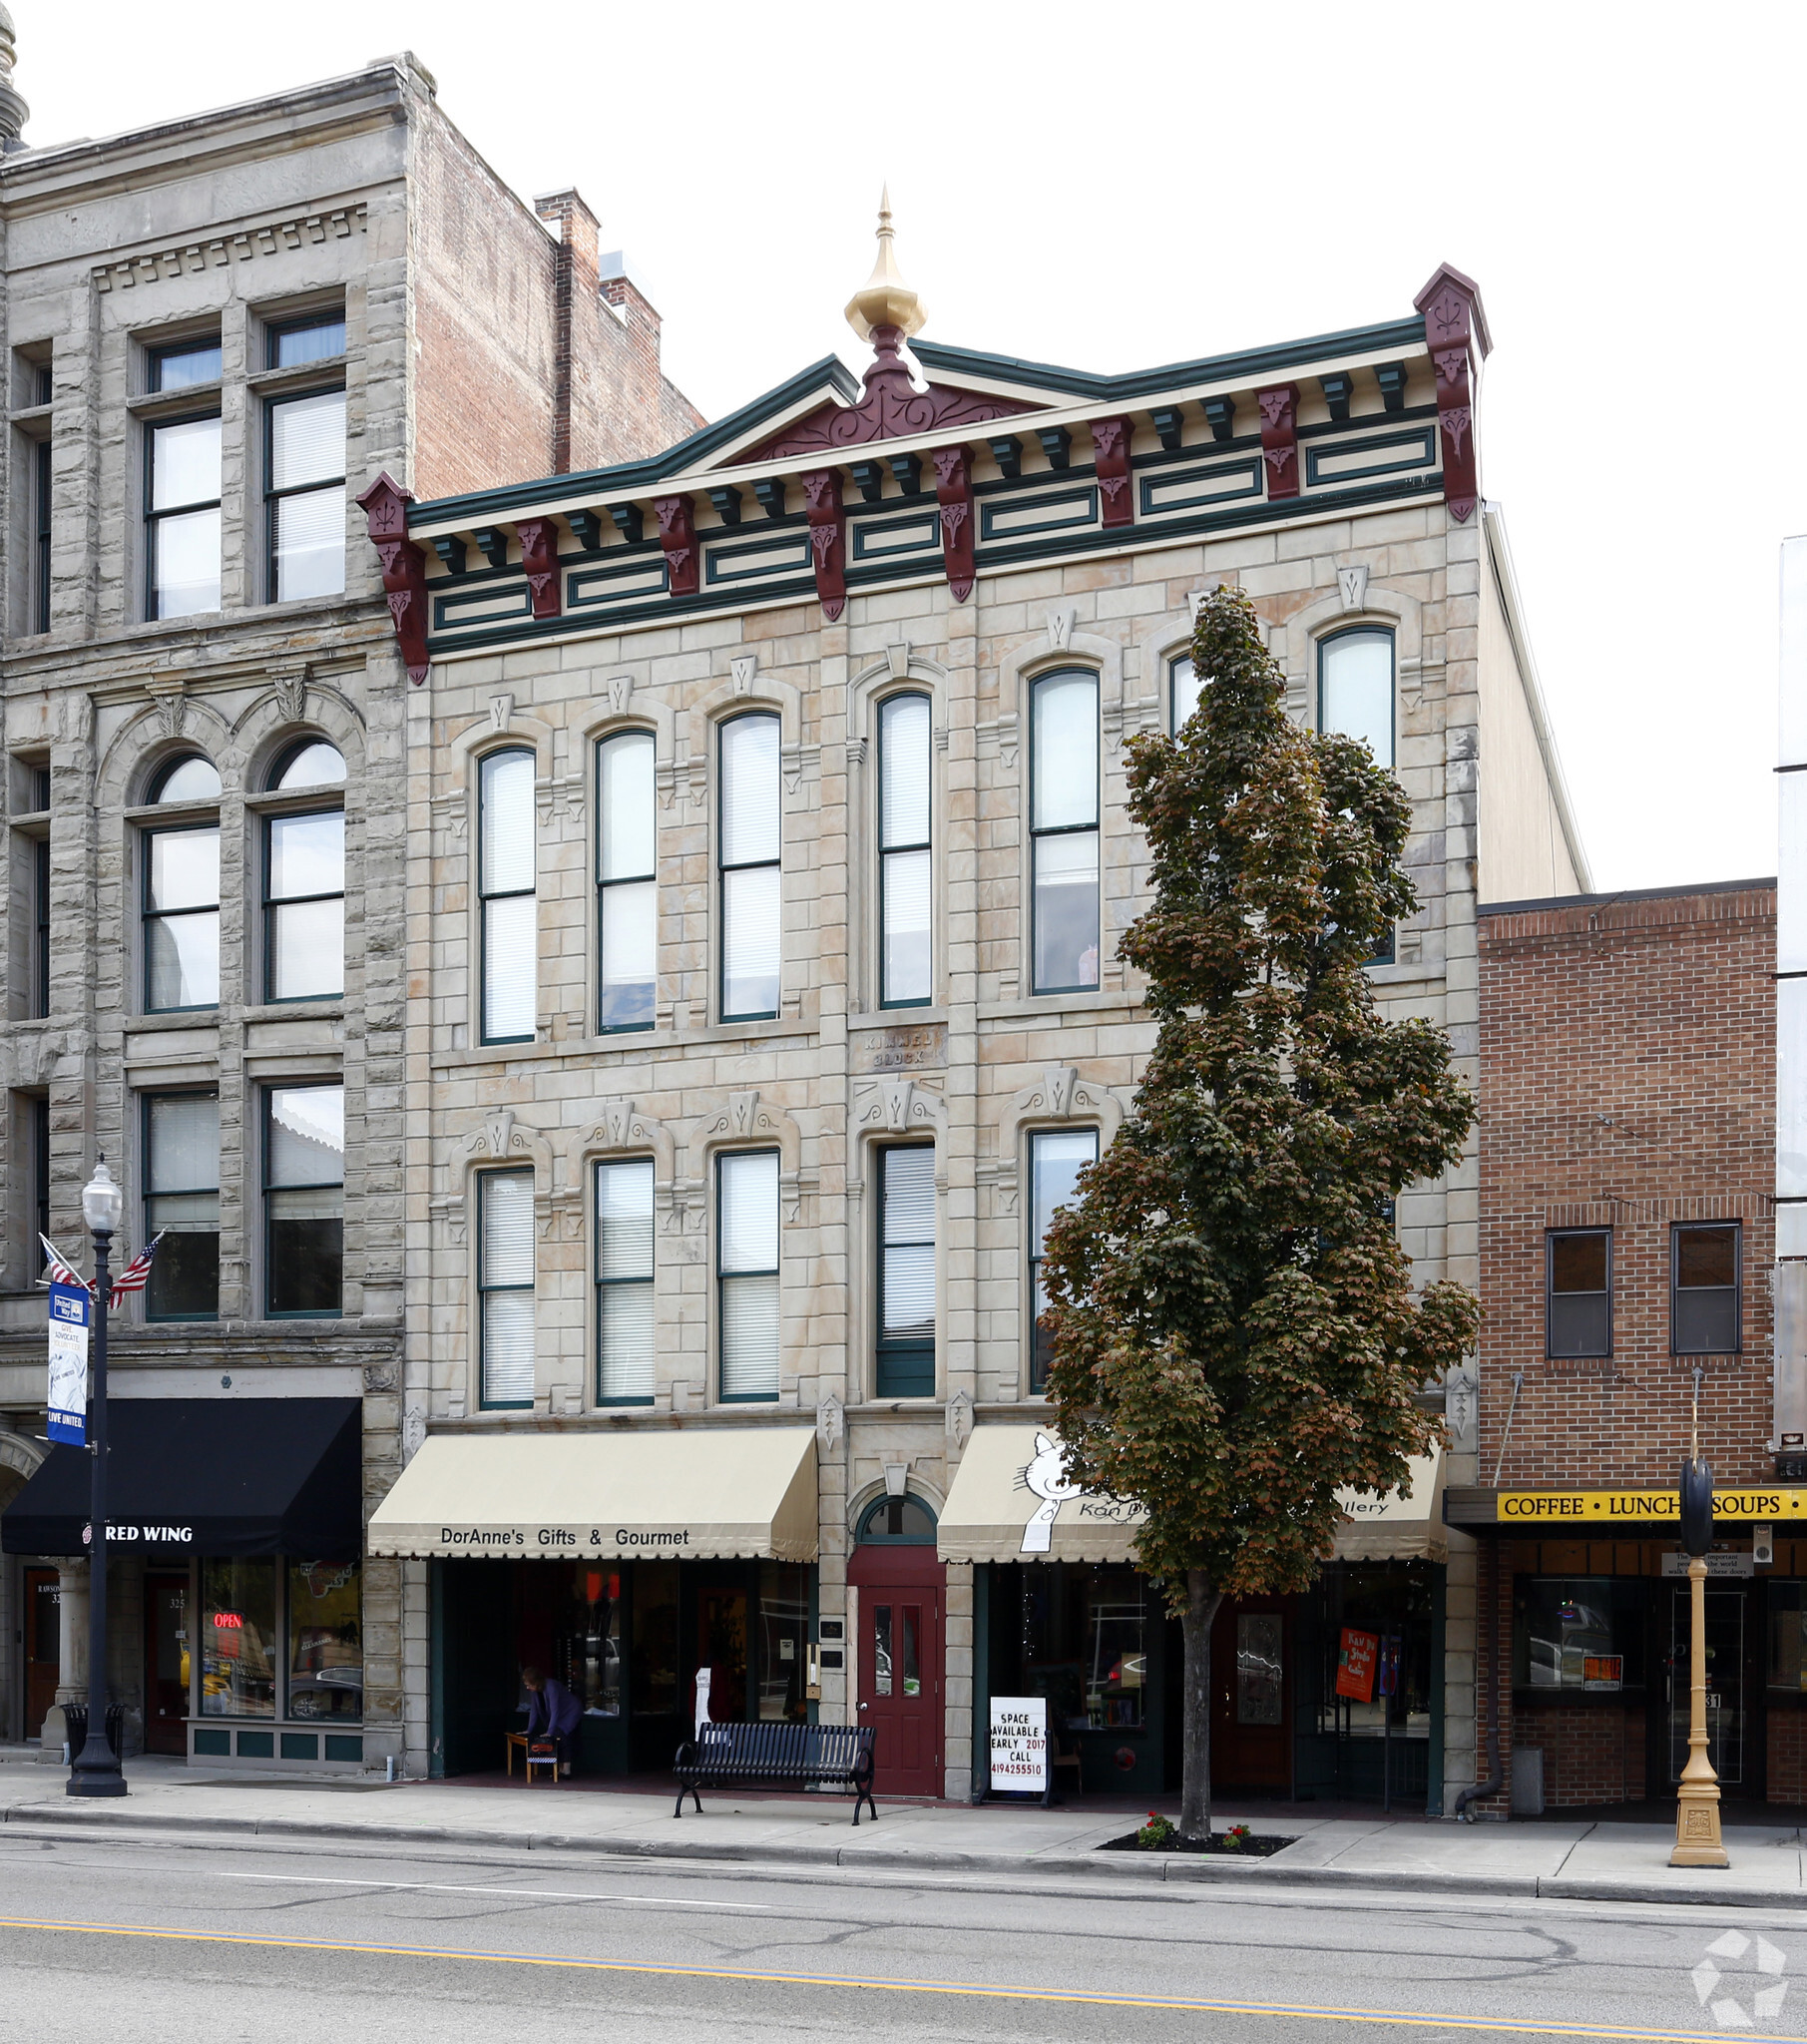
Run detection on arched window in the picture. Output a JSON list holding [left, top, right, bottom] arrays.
[[1029, 670, 1100, 994], [877, 694, 931, 1007], [478, 748, 537, 1044], [148, 754, 222, 804], [143, 756, 221, 1012], [856, 1493, 937, 1544], [596, 731, 656, 1032], [1317, 627, 1395, 768], [263, 741, 345, 1003], [1170, 654, 1202, 733], [719, 713, 780, 1023]]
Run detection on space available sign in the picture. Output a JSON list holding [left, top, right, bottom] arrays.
[[989, 1696, 1049, 1792], [46, 1280, 89, 1447]]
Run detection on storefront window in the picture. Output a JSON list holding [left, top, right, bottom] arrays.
[[1311, 1563, 1436, 1738], [287, 1559, 362, 1722], [1769, 1582, 1807, 1692], [1018, 1565, 1145, 1734], [202, 1558, 277, 1717], [569, 1569, 623, 1717], [1514, 1576, 1645, 1691], [758, 1561, 810, 1723], [631, 1560, 679, 1717]]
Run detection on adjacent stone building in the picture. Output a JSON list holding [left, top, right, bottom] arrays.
[[365, 218, 1588, 1811], [0, 25, 695, 1766]]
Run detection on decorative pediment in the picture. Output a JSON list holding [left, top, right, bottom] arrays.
[[745, 345, 1039, 462]]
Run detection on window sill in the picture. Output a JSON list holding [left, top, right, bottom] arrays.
[[245, 356, 348, 395], [978, 988, 1144, 1024], [128, 382, 224, 420], [243, 1001, 345, 1025], [131, 1010, 222, 1031]]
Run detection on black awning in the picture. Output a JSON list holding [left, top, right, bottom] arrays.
[[1, 1397, 361, 1560]]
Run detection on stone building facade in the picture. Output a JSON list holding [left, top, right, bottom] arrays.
[[1470, 881, 1778, 1810], [365, 228, 1587, 1811], [0, 31, 694, 1766]]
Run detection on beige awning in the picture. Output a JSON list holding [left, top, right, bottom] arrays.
[[1333, 1448, 1447, 1563], [367, 1426, 818, 1562], [938, 1426, 1146, 1565]]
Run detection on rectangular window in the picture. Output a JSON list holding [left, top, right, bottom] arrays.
[[28, 1093, 49, 1282], [1030, 670, 1100, 994], [1769, 1581, 1807, 1694], [1170, 654, 1201, 733], [596, 1158, 655, 1404], [1515, 1576, 1645, 1691], [144, 1091, 220, 1321], [597, 731, 656, 1031], [201, 1556, 277, 1718], [1547, 1229, 1610, 1358], [287, 1558, 361, 1724], [719, 714, 780, 1022], [267, 312, 347, 369], [32, 833, 49, 1016], [264, 807, 345, 1001], [877, 1146, 935, 1397], [144, 823, 221, 1011], [1029, 1128, 1097, 1391], [146, 412, 222, 620], [1673, 1222, 1741, 1354], [718, 1149, 779, 1401], [33, 435, 50, 634], [266, 386, 346, 603], [1318, 628, 1395, 768], [151, 339, 223, 392], [264, 1084, 344, 1318], [878, 694, 932, 1007], [479, 749, 536, 1043], [479, 1168, 535, 1407]]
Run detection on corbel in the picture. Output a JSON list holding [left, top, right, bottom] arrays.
[[431, 535, 467, 576], [753, 477, 789, 519], [1148, 404, 1185, 451], [849, 460, 886, 505], [515, 517, 563, 620], [568, 509, 606, 551], [472, 525, 510, 569], [987, 433, 1023, 479], [1319, 371, 1354, 422], [653, 494, 699, 597], [932, 445, 976, 603], [1255, 383, 1300, 502], [1090, 416, 1134, 529], [1375, 363, 1408, 413], [802, 468, 847, 622], [1037, 424, 1072, 471], [887, 452, 923, 496], [355, 471, 430, 685], [1414, 263, 1491, 524], [609, 502, 645, 544], [708, 485, 743, 527], [1203, 395, 1236, 442]]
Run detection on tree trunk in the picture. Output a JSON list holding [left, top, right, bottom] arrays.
[[1178, 1568, 1223, 1841]]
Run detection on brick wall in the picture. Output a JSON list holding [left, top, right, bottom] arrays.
[[1478, 882, 1776, 1488], [1769, 1707, 1807, 1800], [1515, 1700, 1646, 1806]]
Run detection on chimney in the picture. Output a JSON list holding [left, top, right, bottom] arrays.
[[534, 189, 602, 476], [0, 6, 29, 153]]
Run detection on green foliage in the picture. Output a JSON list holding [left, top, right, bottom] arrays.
[[1136, 1810, 1177, 1850], [1041, 585, 1479, 1607]]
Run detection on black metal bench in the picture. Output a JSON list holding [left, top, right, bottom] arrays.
[[674, 1722, 877, 1823]]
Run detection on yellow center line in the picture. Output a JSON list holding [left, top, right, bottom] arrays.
[[0, 1913, 1781, 2040]]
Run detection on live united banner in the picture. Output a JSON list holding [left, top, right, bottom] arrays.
[[47, 1280, 89, 1446]]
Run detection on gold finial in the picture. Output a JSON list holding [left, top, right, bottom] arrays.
[[844, 186, 926, 343]]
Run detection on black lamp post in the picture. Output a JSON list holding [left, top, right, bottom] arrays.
[[68, 1157, 126, 1798]]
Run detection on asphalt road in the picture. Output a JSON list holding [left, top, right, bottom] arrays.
[[0, 1825, 1803, 2044]]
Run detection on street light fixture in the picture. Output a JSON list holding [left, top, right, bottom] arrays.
[[68, 1157, 126, 1798]]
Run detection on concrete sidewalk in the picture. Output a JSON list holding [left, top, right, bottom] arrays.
[[2, 1756, 1804, 1911]]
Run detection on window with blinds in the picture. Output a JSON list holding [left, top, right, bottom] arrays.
[[719, 714, 780, 1022], [877, 1146, 935, 1396], [1030, 670, 1101, 995], [878, 695, 932, 1007], [267, 386, 346, 603], [479, 749, 536, 1043], [147, 410, 222, 620], [264, 1083, 344, 1318], [597, 732, 657, 1032], [597, 1158, 656, 1403], [145, 1090, 220, 1321], [718, 1149, 779, 1401], [1029, 1127, 1097, 1391], [479, 1169, 536, 1407]]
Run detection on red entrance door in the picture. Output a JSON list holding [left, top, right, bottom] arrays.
[[1209, 1598, 1291, 1792], [849, 1545, 944, 1797], [23, 1568, 59, 1740]]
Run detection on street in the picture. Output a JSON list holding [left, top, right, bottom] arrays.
[[0, 1826, 1802, 2044]]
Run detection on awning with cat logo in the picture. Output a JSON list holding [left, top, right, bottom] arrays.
[[937, 1427, 1147, 1566], [1332, 1448, 1447, 1563], [366, 1425, 818, 1562]]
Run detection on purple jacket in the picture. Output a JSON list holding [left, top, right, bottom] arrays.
[[525, 1677, 582, 1741]]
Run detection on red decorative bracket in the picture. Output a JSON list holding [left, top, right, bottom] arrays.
[[932, 445, 976, 602], [1090, 416, 1135, 529], [802, 468, 847, 622], [653, 495, 699, 597], [356, 471, 430, 685], [515, 517, 564, 620], [1255, 384, 1300, 502], [1414, 262, 1492, 524]]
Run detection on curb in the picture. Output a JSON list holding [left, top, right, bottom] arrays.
[[3, 1801, 1803, 1911]]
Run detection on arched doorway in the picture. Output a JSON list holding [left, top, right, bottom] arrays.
[[847, 1493, 945, 1798]]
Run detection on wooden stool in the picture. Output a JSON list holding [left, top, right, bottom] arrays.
[[506, 1728, 562, 1784], [505, 1730, 528, 1778]]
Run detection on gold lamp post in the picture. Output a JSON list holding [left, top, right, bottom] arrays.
[[1670, 1375, 1727, 1868]]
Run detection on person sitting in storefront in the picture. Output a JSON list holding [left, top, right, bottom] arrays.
[[521, 1665, 581, 1778]]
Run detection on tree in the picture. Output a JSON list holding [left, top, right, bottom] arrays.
[[1040, 585, 1480, 1840]]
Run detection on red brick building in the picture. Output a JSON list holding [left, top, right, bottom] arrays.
[[1468, 880, 1786, 1809]]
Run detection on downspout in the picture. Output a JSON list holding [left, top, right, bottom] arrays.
[[1453, 1368, 1523, 1819]]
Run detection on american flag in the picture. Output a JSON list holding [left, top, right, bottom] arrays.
[[39, 1231, 164, 1309]]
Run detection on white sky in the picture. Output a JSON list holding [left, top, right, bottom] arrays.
[[17, 1, 1799, 893]]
